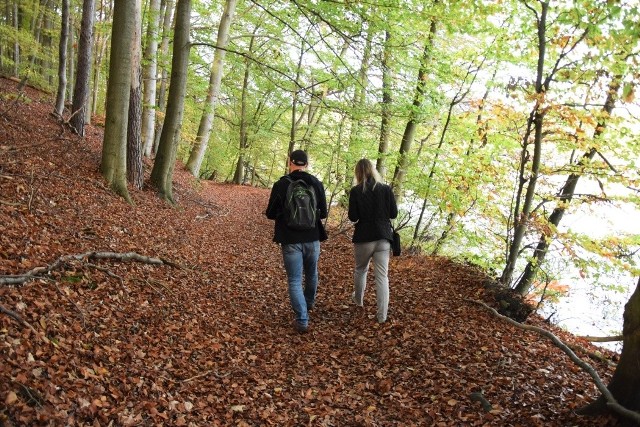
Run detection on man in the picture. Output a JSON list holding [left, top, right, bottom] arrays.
[[266, 149, 328, 333]]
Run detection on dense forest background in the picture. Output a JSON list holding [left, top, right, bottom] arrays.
[[1, 0, 640, 423]]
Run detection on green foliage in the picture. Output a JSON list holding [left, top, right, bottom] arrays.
[[1, 0, 638, 308]]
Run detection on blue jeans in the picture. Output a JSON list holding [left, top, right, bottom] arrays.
[[281, 241, 320, 327]]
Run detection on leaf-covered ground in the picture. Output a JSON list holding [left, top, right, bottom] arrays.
[[0, 78, 621, 426]]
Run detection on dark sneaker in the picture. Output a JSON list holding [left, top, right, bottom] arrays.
[[294, 321, 308, 334], [351, 292, 363, 307]]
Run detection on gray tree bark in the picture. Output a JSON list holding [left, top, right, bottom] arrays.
[[149, 0, 175, 157], [390, 17, 437, 203], [376, 29, 392, 178], [101, 0, 136, 202], [54, 0, 70, 116], [500, 2, 550, 286], [186, 0, 238, 178], [70, 0, 95, 136], [150, 0, 191, 202], [127, 0, 144, 190], [141, 0, 161, 157]]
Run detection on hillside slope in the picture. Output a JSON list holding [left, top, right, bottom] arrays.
[[0, 77, 619, 426]]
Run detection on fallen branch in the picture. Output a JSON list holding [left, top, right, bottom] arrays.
[[0, 199, 21, 206], [0, 251, 180, 286], [0, 304, 40, 337], [466, 298, 640, 425], [578, 335, 623, 343], [159, 369, 229, 384]]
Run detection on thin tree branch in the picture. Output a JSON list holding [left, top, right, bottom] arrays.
[[0, 304, 41, 337]]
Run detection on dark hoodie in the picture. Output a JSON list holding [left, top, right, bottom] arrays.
[[265, 170, 328, 244]]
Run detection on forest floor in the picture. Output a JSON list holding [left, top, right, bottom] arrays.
[[0, 77, 623, 426]]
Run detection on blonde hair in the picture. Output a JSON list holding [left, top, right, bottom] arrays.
[[354, 159, 382, 192]]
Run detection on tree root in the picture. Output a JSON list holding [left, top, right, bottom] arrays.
[[0, 250, 180, 286], [466, 298, 640, 425]]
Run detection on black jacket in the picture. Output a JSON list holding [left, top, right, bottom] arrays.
[[265, 170, 328, 244], [348, 180, 398, 243]]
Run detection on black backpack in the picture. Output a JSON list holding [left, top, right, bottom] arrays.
[[283, 176, 317, 230]]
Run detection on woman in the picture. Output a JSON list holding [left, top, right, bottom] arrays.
[[348, 159, 398, 323]]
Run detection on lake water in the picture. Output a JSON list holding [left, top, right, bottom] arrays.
[[539, 199, 640, 353]]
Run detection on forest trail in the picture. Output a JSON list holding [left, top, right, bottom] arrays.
[[0, 77, 619, 426]]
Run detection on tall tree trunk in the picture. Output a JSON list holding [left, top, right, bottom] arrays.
[[376, 29, 392, 179], [342, 25, 373, 189], [185, 0, 237, 177], [90, 1, 113, 119], [150, 0, 175, 157], [150, 0, 191, 202], [70, 0, 95, 136], [141, 0, 161, 157], [66, 10, 75, 100], [12, 1, 19, 77], [500, 2, 549, 286], [101, 0, 135, 202], [232, 30, 254, 185], [127, 0, 143, 189], [43, 4, 55, 85], [513, 77, 621, 294], [348, 27, 372, 150], [390, 17, 437, 203], [54, 0, 70, 116], [23, 0, 51, 82]]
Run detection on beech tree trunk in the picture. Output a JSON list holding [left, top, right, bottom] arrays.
[[70, 0, 95, 136], [127, 0, 144, 189], [54, 0, 70, 116], [500, 2, 549, 287], [149, 0, 175, 157], [185, 0, 237, 178], [12, 1, 19, 77], [390, 16, 437, 203], [66, 11, 75, 100], [232, 31, 253, 185], [150, 0, 191, 202], [101, 0, 136, 202], [376, 29, 392, 179], [141, 0, 161, 157]]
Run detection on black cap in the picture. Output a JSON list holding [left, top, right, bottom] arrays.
[[289, 149, 308, 166]]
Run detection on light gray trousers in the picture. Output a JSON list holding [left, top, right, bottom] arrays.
[[353, 239, 391, 323]]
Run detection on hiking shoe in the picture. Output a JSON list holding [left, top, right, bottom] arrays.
[[351, 292, 363, 307], [294, 321, 308, 334]]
